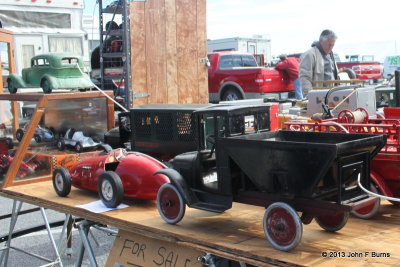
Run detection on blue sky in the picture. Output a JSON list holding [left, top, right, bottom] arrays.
[[84, 0, 400, 61]]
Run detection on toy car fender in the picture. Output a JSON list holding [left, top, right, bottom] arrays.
[[154, 168, 193, 204], [7, 74, 27, 88]]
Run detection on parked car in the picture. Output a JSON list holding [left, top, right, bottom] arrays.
[[7, 53, 94, 94], [15, 124, 55, 143], [336, 55, 383, 81], [207, 51, 294, 103], [52, 148, 169, 208], [57, 128, 101, 153]]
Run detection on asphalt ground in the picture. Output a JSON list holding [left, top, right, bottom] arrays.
[[0, 195, 116, 267]]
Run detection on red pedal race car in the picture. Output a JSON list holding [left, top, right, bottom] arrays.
[[52, 148, 170, 208]]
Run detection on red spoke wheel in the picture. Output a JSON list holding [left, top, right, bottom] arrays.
[[351, 184, 380, 219], [337, 109, 355, 123], [157, 183, 185, 224], [263, 202, 302, 251], [315, 211, 349, 232]]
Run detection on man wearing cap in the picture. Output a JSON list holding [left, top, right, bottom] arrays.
[[275, 54, 302, 100]]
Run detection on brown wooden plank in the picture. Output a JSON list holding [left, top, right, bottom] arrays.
[[145, 0, 167, 104], [165, 0, 179, 103], [130, 2, 148, 106], [1, 181, 400, 266], [196, 0, 209, 104], [2, 98, 47, 188], [176, 0, 198, 104], [0, 91, 113, 101], [0, 29, 15, 93]]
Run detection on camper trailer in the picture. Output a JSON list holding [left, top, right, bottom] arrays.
[[208, 36, 272, 66], [0, 0, 89, 74]]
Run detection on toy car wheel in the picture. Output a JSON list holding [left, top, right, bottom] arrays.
[[57, 140, 65, 151], [6, 137, 14, 149], [7, 78, 17, 94], [16, 129, 24, 142], [315, 211, 349, 232], [157, 183, 186, 224], [351, 183, 380, 219], [222, 88, 242, 101], [75, 142, 83, 153], [33, 134, 42, 143], [52, 167, 72, 197], [41, 79, 53, 94], [98, 171, 124, 208], [263, 202, 302, 251], [49, 127, 56, 136]]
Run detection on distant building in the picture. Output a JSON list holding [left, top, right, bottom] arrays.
[[0, 0, 89, 73], [207, 35, 272, 66]]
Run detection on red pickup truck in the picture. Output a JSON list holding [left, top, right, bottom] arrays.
[[208, 52, 294, 103], [337, 55, 382, 81]]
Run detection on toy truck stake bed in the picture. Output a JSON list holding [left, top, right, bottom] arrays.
[[154, 105, 386, 251]]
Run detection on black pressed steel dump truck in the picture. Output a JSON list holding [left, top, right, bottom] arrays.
[[153, 104, 386, 251]]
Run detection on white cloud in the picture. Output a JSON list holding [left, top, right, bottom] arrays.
[[207, 0, 400, 60]]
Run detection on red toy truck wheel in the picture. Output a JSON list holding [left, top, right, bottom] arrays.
[[351, 184, 380, 219], [315, 211, 349, 232], [263, 202, 303, 251], [157, 183, 185, 224]]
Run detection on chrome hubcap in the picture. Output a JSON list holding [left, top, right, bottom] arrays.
[[101, 180, 113, 201], [55, 173, 64, 191]]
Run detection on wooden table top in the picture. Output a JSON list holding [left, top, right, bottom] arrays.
[[1, 181, 399, 266]]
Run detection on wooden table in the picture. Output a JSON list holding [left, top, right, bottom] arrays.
[[1, 181, 399, 266]]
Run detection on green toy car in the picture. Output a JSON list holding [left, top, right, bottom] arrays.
[[7, 53, 94, 94]]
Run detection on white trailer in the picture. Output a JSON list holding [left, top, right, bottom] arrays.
[[207, 36, 272, 66], [0, 0, 89, 74]]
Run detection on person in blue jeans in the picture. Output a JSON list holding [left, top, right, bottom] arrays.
[[275, 54, 303, 100]]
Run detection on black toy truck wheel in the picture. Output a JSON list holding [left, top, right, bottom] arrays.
[[33, 134, 42, 143], [57, 139, 65, 151], [7, 78, 17, 94], [75, 142, 83, 153], [41, 79, 52, 94], [157, 183, 186, 224], [52, 167, 72, 197], [315, 211, 349, 232], [16, 129, 24, 142], [98, 171, 124, 208], [263, 202, 303, 251], [351, 184, 380, 219]]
